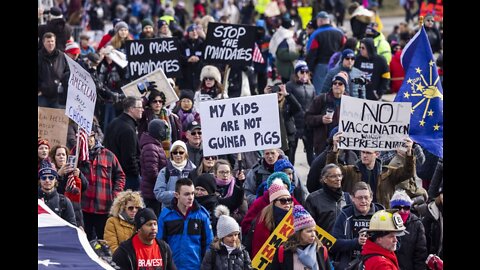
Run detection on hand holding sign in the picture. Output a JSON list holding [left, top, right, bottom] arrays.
[[404, 137, 413, 156], [332, 131, 344, 152]]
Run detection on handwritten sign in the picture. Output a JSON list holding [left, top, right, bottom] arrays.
[[199, 94, 280, 156], [121, 68, 178, 106], [65, 55, 97, 135], [126, 38, 181, 80], [38, 107, 69, 146], [203, 22, 256, 65], [338, 96, 411, 151]]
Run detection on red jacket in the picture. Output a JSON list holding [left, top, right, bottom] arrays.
[[361, 238, 400, 270], [389, 50, 404, 93]]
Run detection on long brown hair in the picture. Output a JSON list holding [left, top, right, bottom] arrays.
[[258, 204, 276, 231], [283, 229, 324, 252]]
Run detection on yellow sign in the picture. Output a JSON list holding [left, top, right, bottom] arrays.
[[251, 209, 337, 270], [297, 7, 313, 30]]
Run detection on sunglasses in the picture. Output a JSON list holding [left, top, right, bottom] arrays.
[[299, 70, 309, 74], [191, 131, 202, 136], [344, 57, 355, 60], [275, 198, 293, 205], [152, 99, 163, 104], [204, 77, 215, 81], [332, 81, 344, 86], [394, 205, 411, 211], [127, 206, 141, 211], [204, 156, 217, 160], [40, 175, 55, 181], [172, 151, 185, 155]]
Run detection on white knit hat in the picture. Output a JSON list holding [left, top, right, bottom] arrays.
[[200, 65, 221, 83], [214, 205, 240, 239], [170, 140, 187, 153], [269, 182, 290, 203]]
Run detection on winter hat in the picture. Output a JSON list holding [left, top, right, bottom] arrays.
[[266, 172, 291, 191], [141, 18, 154, 29], [200, 65, 221, 83], [49, 7, 63, 19], [38, 163, 58, 178], [294, 60, 309, 73], [179, 90, 194, 102], [134, 208, 157, 230], [316, 11, 329, 19], [65, 41, 80, 55], [341, 49, 355, 60], [38, 138, 50, 149], [186, 24, 198, 33], [158, 19, 168, 28], [293, 205, 316, 232], [187, 120, 201, 132], [114, 21, 128, 33], [390, 190, 413, 208], [269, 182, 291, 203], [87, 52, 101, 65], [195, 173, 217, 194], [274, 159, 294, 173], [170, 140, 187, 153], [214, 205, 240, 239], [164, 7, 175, 16], [332, 71, 349, 88], [148, 119, 168, 141], [281, 17, 294, 29]]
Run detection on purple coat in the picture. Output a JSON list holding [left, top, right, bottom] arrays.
[[139, 132, 167, 200]]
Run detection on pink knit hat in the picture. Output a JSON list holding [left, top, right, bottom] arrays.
[[269, 182, 290, 203], [293, 205, 316, 232]]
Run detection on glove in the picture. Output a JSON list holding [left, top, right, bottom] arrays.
[[147, 81, 157, 92]]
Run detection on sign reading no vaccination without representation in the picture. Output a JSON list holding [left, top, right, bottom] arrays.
[[200, 94, 281, 156], [126, 38, 181, 80], [338, 96, 412, 151], [203, 22, 256, 65]]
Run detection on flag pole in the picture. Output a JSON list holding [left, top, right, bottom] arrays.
[[419, 16, 424, 26], [74, 127, 81, 169]]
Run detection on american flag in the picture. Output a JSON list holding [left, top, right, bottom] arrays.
[[78, 128, 89, 161], [38, 199, 115, 269], [252, 43, 265, 64]]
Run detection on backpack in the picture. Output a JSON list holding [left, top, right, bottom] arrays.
[[345, 253, 382, 270], [242, 216, 258, 254], [278, 244, 328, 269]]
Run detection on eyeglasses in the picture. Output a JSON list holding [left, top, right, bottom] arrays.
[[332, 81, 344, 86], [40, 175, 55, 181], [204, 77, 215, 81], [218, 170, 231, 175], [204, 156, 217, 160], [152, 99, 163, 104], [426, 19, 434, 22], [326, 174, 343, 179], [191, 131, 202, 136], [127, 206, 141, 211], [274, 198, 293, 205], [344, 57, 355, 61], [393, 205, 411, 211], [354, 195, 371, 201], [171, 151, 185, 155]]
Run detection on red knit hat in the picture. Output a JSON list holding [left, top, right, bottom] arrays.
[[65, 40, 80, 55], [38, 138, 50, 149]]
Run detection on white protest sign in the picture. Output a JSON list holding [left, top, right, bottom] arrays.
[[121, 68, 178, 106], [200, 94, 281, 156], [338, 96, 411, 151], [65, 55, 97, 135], [108, 49, 128, 68]]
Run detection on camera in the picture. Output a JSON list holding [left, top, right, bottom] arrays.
[[351, 76, 369, 85], [137, 81, 150, 94]]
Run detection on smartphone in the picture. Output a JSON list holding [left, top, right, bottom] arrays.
[[68, 155, 76, 167], [137, 81, 150, 94]]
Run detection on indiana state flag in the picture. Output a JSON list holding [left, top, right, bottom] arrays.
[[38, 199, 115, 269], [394, 26, 443, 158]]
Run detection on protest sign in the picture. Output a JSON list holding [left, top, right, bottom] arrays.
[[65, 55, 97, 134], [126, 38, 181, 80], [203, 22, 256, 65], [338, 96, 411, 151], [199, 94, 280, 156], [38, 107, 69, 147], [121, 68, 178, 106]]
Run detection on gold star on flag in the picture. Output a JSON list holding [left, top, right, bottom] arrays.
[[407, 78, 413, 84], [411, 108, 415, 114], [429, 60, 435, 66], [433, 124, 440, 131], [416, 84, 424, 91], [404, 92, 410, 98], [416, 67, 422, 74], [419, 120, 425, 126], [428, 110, 434, 116]]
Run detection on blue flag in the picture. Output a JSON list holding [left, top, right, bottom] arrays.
[[394, 26, 443, 158]]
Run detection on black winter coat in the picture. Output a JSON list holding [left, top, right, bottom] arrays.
[[38, 188, 77, 226], [396, 213, 428, 270], [285, 80, 316, 138], [201, 243, 252, 270]]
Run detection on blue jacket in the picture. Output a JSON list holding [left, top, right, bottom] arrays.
[[330, 202, 385, 269], [157, 199, 214, 270]]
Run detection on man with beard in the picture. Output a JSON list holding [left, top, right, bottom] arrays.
[[113, 208, 176, 270], [139, 19, 155, 39]]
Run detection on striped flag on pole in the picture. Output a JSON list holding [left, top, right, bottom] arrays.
[[253, 43, 265, 64], [78, 128, 89, 161]]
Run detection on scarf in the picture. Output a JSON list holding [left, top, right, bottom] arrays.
[[119, 211, 135, 224], [221, 242, 237, 255], [177, 109, 196, 129], [296, 243, 318, 270], [216, 176, 236, 198], [323, 185, 343, 201], [171, 159, 187, 172], [399, 211, 410, 224], [273, 205, 289, 226]]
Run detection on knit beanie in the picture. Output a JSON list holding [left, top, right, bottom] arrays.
[[214, 205, 240, 239], [390, 190, 413, 208], [341, 49, 355, 60], [148, 119, 168, 142], [332, 71, 349, 88], [269, 182, 291, 203], [65, 41, 80, 55], [200, 65, 221, 83], [141, 18, 154, 29], [195, 173, 217, 194], [170, 140, 187, 153], [179, 90, 195, 102], [293, 205, 316, 232], [134, 208, 157, 230], [114, 21, 128, 33], [266, 172, 291, 191], [294, 60, 309, 73], [38, 164, 59, 178], [274, 159, 294, 173], [38, 138, 50, 149]]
